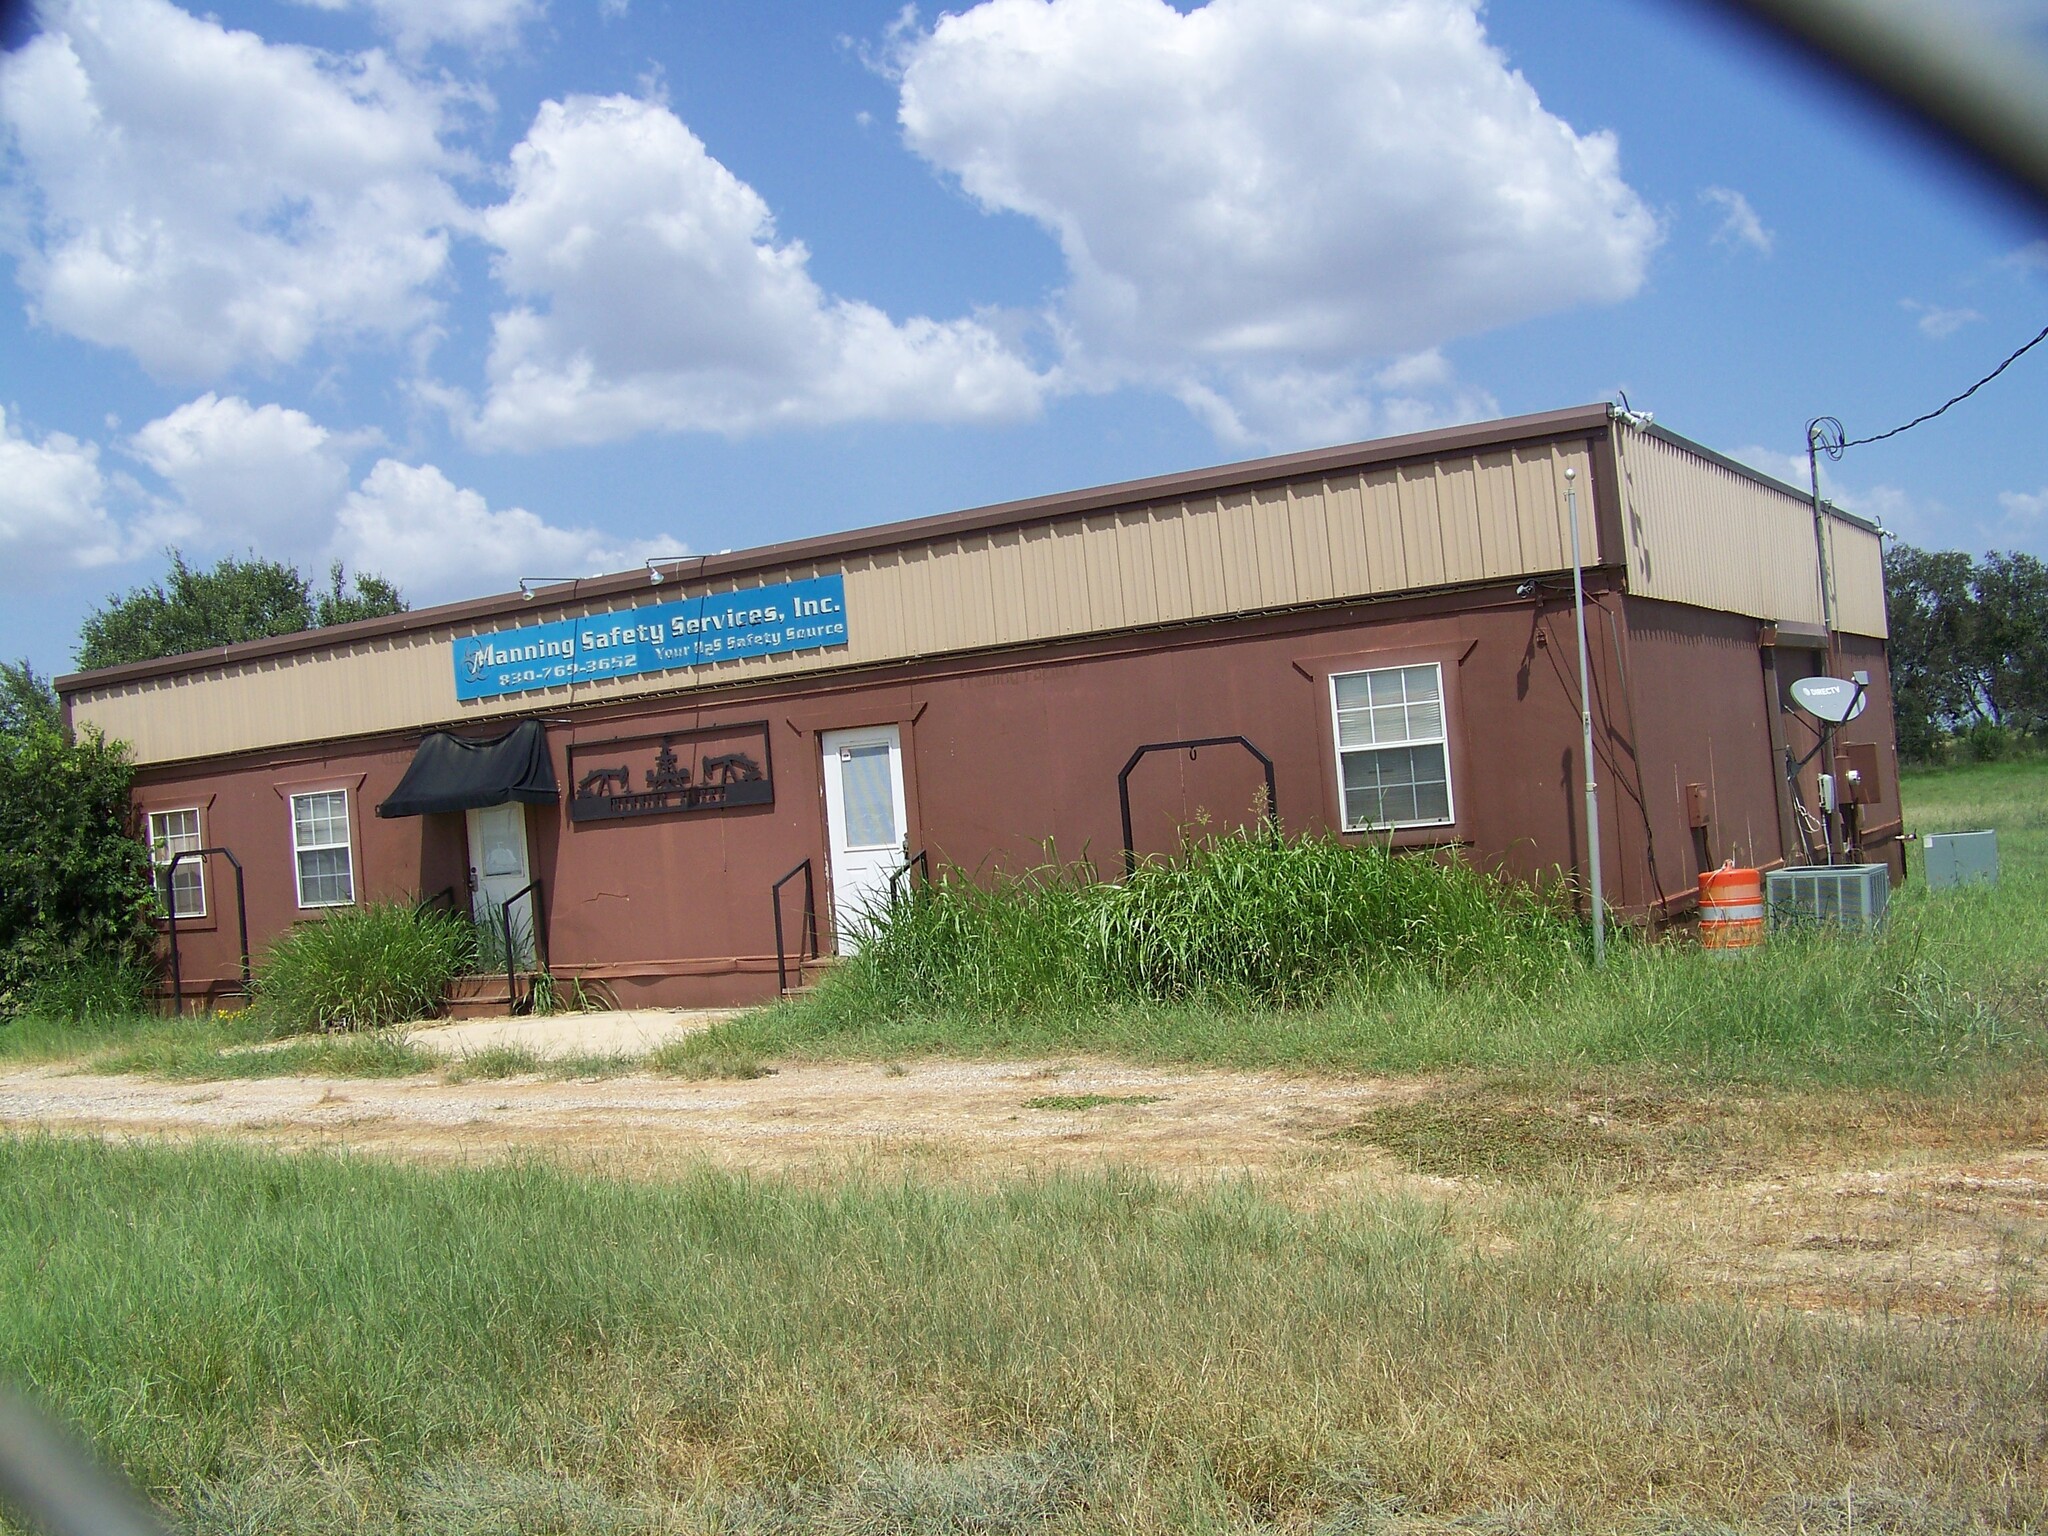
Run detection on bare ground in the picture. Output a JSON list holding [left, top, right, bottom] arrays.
[[1, 1057, 2043, 1321], [0, 1057, 1412, 1183]]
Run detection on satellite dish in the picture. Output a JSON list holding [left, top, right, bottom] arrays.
[[1790, 675, 1868, 723]]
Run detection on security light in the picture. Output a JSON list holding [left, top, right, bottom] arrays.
[[519, 576, 579, 601]]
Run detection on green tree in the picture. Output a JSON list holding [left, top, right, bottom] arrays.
[[1883, 543, 2048, 758], [0, 662, 156, 1016], [0, 659, 61, 736], [76, 552, 407, 671], [316, 562, 408, 627], [1882, 543, 1980, 758], [1973, 551, 2048, 736]]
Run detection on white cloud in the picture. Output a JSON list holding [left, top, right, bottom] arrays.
[[457, 93, 1052, 447], [287, 0, 545, 58], [1175, 355, 1497, 448], [113, 393, 670, 602], [128, 393, 360, 550], [1927, 486, 2048, 558], [1728, 444, 1811, 492], [1729, 441, 1965, 549], [1701, 186, 1773, 255], [0, 0, 467, 378], [0, 407, 124, 582], [331, 459, 683, 596], [892, 0, 1657, 443], [1901, 299, 1985, 339], [2001, 240, 2048, 274]]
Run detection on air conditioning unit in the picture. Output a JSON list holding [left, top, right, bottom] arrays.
[[1765, 864, 1890, 932]]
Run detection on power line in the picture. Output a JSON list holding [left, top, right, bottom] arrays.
[[1843, 321, 2048, 447]]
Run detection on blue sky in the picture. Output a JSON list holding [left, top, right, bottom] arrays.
[[2, 0, 2043, 680]]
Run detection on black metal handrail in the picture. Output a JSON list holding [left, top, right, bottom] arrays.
[[887, 849, 930, 903], [163, 847, 250, 1018], [771, 858, 818, 996], [497, 878, 548, 1017], [1116, 735, 1278, 876]]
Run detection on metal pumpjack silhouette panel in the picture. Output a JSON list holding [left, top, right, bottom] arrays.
[[567, 720, 774, 823]]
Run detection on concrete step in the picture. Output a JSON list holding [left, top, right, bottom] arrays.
[[779, 954, 841, 999], [443, 972, 536, 1019]]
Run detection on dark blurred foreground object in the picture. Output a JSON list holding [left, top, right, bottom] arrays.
[[0, 1386, 170, 1536], [0, 0, 34, 54], [1698, 0, 2048, 211]]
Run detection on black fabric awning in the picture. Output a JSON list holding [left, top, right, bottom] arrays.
[[376, 720, 559, 818]]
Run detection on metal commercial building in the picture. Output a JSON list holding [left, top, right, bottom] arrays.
[[59, 403, 1899, 1010]]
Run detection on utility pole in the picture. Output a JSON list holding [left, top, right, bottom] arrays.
[[1566, 467, 1605, 966]]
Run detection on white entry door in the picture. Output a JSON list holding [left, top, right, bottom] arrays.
[[465, 802, 534, 964], [821, 725, 908, 951]]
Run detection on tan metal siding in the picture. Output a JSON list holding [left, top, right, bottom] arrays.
[[1830, 522, 1887, 638], [1616, 427, 1887, 640], [72, 439, 1602, 765]]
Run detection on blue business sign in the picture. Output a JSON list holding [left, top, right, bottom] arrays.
[[454, 573, 847, 701]]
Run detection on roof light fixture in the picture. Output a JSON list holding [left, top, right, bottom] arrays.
[[519, 576, 580, 601]]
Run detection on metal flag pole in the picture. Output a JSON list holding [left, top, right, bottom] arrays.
[[1566, 467, 1605, 965]]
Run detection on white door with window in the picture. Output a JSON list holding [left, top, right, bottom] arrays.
[[820, 725, 908, 951], [466, 803, 534, 964]]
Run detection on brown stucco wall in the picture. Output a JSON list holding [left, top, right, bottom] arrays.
[[137, 576, 1651, 1008], [1778, 630, 1905, 877], [1615, 598, 1902, 916], [1615, 598, 1788, 909]]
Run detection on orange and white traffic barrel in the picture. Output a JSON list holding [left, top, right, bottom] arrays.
[[1698, 861, 1765, 952]]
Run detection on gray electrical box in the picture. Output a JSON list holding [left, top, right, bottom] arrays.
[[1923, 830, 1999, 891]]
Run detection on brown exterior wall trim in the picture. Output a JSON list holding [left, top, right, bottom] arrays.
[[57, 404, 1619, 695]]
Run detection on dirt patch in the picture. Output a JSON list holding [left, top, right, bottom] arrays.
[[0, 1058, 1417, 1187], [4, 1060, 2045, 1320], [1626, 1148, 2048, 1321], [408, 1008, 734, 1059]]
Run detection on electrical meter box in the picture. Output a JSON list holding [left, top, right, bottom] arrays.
[[1839, 741, 1883, 805]]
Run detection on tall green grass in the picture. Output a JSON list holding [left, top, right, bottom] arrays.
[[835, 827, 1581, 1015], [0, 1005, 181, 1065], [252, 901, 478, 1032], [688, 892, 2035, 1089], [2, 1136, 2040, 1534], [2, 946, 152, 1021], [685, 766, 2048, 1089]]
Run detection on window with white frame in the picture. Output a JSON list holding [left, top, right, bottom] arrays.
[[147, 807, 205, 919], [290, 790, 355, 908], [1331, 663, 1454, 831]]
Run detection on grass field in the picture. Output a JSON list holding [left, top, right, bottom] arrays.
[[2, 761, 2045, 1534], [4, 1136, 2043, 1536]]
